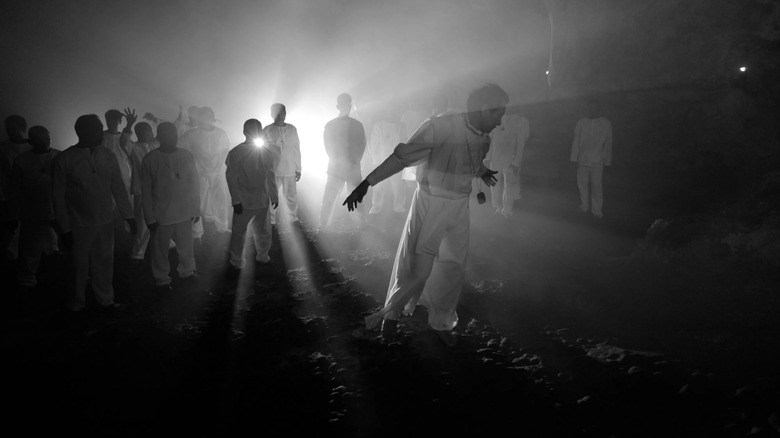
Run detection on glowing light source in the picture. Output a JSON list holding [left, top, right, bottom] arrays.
[[739, 66, 747, 72], [253, 137, 264, 147], [545, 70, 549, 75]]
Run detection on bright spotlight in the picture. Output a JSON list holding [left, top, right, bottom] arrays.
[[739, 66, 747, 72], [545, 70, 549, 75], [253, 137, 264, 147]]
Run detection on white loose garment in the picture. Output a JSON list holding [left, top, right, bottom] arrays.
[[179, 126, 231, 236], [364, 112, 490, 331], [140, 149, 201, 226], [486, 114, 529, 214], [128, 139, 159, 259], [570, 117, 612, 218], [102, 131, 133, 195], [262, 123, 301, 223]]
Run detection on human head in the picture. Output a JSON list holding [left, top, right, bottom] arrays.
[[586, 98, 601, 119], [157, 122, 178, 148], [187, 106, 201, 126], [243, 118, 263, 140], [28, 126, 51, 151], [74, 114, 104, 147], [104, 109, 123, 131], [199, 106, 216, 129], [5, 115, 27, 141], [134, 122, 154, 143], [466, 83, 509, 134], [337, 93, 352, 115], [271, 103, 286, 124]]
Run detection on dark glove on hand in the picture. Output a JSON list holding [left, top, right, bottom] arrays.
[[234, 203, 243, 215]]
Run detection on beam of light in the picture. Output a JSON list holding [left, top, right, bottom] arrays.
[[253, 137, 264, 147], [739, 66, 747, 72]]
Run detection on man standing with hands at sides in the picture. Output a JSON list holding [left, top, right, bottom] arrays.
[[262, 103, 300, 226], [485, 102, 530, 218], [125, 118, 159, 263], [344, 83, 508, 346], [226, 119, 278, 270], [179, 106, 231, 242], [52, 115, 137, 312], [570, 98, 612, 220], [141, 122, 200, 293], [320, 93, 366, 231], [11, 126, 59, 291]]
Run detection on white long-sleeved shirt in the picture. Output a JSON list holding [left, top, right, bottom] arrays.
[[0, 140, 32, 203], [52, 145, 133, 232], [570, 117, 613, 166], [178, 127, 231, 177], [103, 131, 133, 192], [368, 121, 406, 167], [366, 112, 490, 200], [262, 123, 301, 178], [487, 114, 529, 171], [225, 142, 278, 210], [11, 149, 59, 221], [129, 139, 159, 196], [141, 148, 200, 226]]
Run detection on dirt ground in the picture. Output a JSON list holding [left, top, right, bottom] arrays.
[[2, 171, 780, 437]]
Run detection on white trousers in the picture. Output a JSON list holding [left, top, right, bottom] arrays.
[[271, 176, 298, 224], [193, 173, 230, 239], [151, 220, 195, 286], [577, 163, 604, 218], [130, 194, 150, 260], [17, 220, 58, 287], [229, 206, 272, 268], [319, 168, 364, 228], [70, 223, 115, 311], [369, 171, 407, 215], [489, 168, 521, 216], [366, 188, 469, 331]]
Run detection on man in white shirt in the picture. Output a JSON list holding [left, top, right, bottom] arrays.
[[486, 105, 530, 218], [344, 83, 508, 345], [262, 104, 300, 225], [52, 114, 137, 312], [124, 119, 160, 263], [179, 106, 231, 240], [570, 98, 613, 219], [320, 93, 367, 230], [141, 122, 200, 292], [226, 119, 278, 269], [10, 126, 59, 289], [0, 115, 31, 260]]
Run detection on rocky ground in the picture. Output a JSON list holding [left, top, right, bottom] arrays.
[[2, 174, 780, 437]]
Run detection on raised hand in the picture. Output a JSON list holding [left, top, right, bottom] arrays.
[[123, 107, 138, 128]]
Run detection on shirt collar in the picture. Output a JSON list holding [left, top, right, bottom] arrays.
[[464, 114, 485, 136]]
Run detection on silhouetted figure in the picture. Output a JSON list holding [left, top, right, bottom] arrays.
[[485, 103, 530, 218], [179, 106, 231, 240], [262, 103, 300, 225], [127, 120, 160, 263], [320, 93, 366, 230], [0, 115, 31, 259], [52, 114, 136, 312], [226, 119, 278, 268], [368, 104, 408, 221], [141, 122, 200, 292], [344, 83, 508, 345], [10, 126, 59, 290], [570, 98, 612, 219]]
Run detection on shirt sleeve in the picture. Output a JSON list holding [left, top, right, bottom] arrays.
[[570, 119, 582, 162], [51, 153, 70, 233], [108, 150, 134, 219], [224, 149, 242, 206], [291, 126, 301, 173], [141, 155, 156, 225], [604, 120, 613, 166]]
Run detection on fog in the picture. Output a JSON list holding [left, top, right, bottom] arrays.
[[1, 0, 552, 174]]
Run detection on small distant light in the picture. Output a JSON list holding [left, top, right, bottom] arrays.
[[253, 137, 264, 147], [545, 70, 550, 75], [739, 66, 747, 72]]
